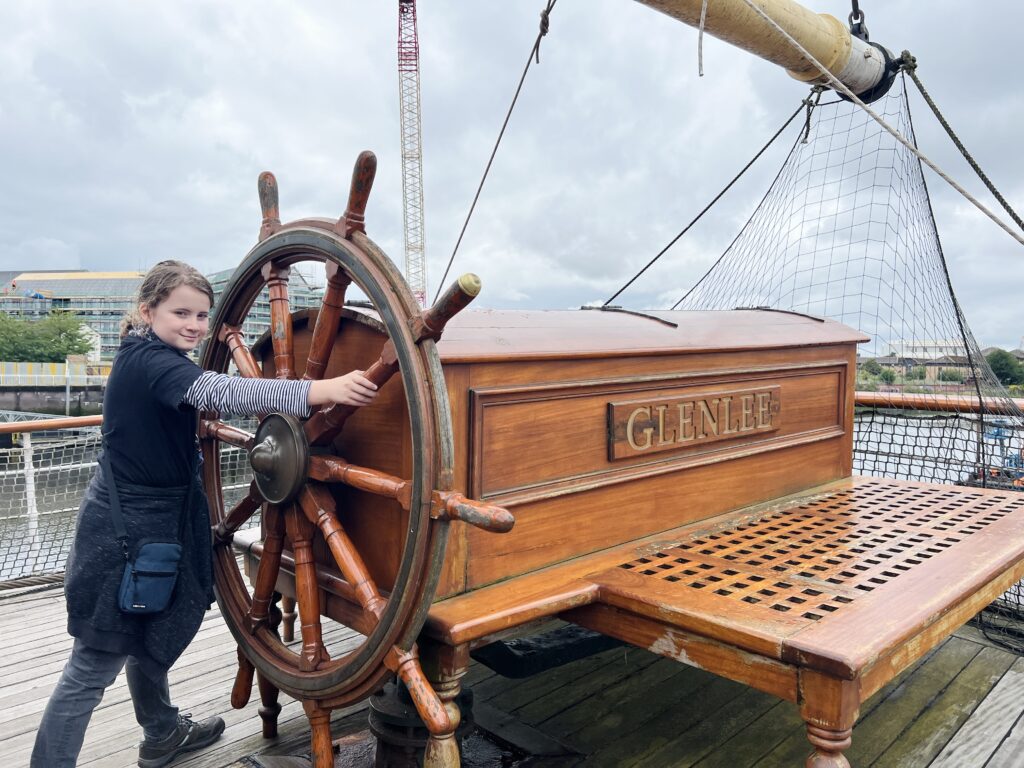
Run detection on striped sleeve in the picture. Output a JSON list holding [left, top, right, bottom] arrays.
[[182, 371, 312, 418]]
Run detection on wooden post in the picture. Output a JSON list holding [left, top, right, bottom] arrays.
[[799, 670, 859, 768]]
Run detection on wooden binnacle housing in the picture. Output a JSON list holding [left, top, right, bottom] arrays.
[[251, 305, 866, 607]]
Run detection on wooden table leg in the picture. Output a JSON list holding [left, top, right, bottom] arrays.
[[799, 670, 859, 768]]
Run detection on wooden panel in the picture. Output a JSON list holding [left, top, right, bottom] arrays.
[[470, 365, 844, 500], [436, 363, 472, 598], [564, 603, 799, 702], [464, 438, 847, 588], [607, 384, 782, 460]]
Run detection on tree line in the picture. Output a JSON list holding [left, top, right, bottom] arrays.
[[0, 313, 93, 362], [986, 349, 1024, 386]]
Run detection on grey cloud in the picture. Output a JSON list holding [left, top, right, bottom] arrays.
[[1, 0, 1021, 346]]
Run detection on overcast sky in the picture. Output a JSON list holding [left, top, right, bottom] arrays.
[[2, 1, 1022, 346]]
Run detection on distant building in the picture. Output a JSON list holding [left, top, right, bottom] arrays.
[[871, 355, 920, 374], [923, 355, 973, 384], [0, 271, 143, 360], [1, 267, 324, 363], [886, 339, 963, 361], [79, 326, 103, 363], [206, 267, 324, 357]]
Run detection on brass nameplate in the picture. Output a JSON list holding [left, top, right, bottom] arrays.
[[608, 386, 782, 460]]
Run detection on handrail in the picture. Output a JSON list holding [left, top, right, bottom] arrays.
[[1, 394, 1021, 436], [0, 415, 103, 435], [855, 392, 1024, 417]]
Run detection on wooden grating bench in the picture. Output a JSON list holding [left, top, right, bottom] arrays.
[[420, 476, 1024, 767], [238, 476, 1024, 766]]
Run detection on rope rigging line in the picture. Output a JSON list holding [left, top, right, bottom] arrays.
[[901, 75, 990, 479], [603, 93, 816, 307], [697, 0, 709, 76], [734, 0, 1024, 249], [670, 115, 806, 310], [432, 0, 557, 303], [901, 52, 1024, 234]]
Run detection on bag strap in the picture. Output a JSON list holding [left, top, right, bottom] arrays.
[[100, 438, 198, 562], [99, 445, 131, 563], [178, 443, 198, 541]]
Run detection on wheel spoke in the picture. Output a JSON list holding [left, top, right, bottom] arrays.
[[304, 262, 352, 382], [213, 481, 262, 544], [299, 485, 387, 620], [218, 324, 262, 378], [249, 504, 285, 633], [257, 171, 282, 242], [304, 274, 480, 446], [201, 419, 255, 450], [262, 261, 295, 379], [231, 647, 255, 708], [283, 502, 330, 671], [307, 455, 411, 510], [304, 340, 399, 445], [386, 646, 452, 736]]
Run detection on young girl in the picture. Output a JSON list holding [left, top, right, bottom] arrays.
[[32, 260, 378, 768]]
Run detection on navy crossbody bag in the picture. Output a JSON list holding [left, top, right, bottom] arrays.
[[100, 445, 194, 614]]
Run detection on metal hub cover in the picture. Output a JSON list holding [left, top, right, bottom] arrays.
[[249, 413, 309, 505]]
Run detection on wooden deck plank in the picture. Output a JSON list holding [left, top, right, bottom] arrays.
[[693, 637, 943, 768], [557, 661, 711, 754], [512, 651, 662, 726], [930, 657, 1024, 767], [986, 701, 1024, 768], [475, 647, 638, 714], [753, 637, 982, 767], [0, 591, 362, 767], [4, 623, 360, 749], [4, 588, 1024, 768], [641, 685, 781, 767], [538, 656, 686, 743], [872, 645, 1018, 768], [578, 675, 748, 767]]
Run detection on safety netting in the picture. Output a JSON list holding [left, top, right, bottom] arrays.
[[673, 75, 1024, 650], [0, 411, 259, 587]]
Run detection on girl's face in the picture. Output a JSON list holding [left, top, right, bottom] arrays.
[[140, 284, 211, 352]]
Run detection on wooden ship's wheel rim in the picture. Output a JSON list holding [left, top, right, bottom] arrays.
[[198, 171, 453, 703]]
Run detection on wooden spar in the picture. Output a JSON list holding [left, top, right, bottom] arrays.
[[855, 392, 1024, 416], [633, 0, 890, 98]]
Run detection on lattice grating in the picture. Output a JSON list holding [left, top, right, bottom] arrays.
[[616, 480, 1020, 627]]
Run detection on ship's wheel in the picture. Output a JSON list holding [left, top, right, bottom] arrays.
[[198, 152, 512, 765]]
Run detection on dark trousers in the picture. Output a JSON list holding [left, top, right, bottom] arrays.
[[31, 638, 179, 767]]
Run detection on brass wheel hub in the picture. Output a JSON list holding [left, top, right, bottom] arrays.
[[249, 413, 309, 505]]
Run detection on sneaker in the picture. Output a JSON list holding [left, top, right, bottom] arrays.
[[137, 713, 226, 768]]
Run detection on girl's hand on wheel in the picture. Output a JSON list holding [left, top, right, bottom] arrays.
[[308, 371, 379, 407]]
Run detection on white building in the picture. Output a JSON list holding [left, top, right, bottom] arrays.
[[886, 339, 962, 361]]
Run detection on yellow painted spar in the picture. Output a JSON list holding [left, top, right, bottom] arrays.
[[635, 0, 887, 94]]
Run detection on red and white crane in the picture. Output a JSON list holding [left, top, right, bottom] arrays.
[[397, 0, 427, 307]]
